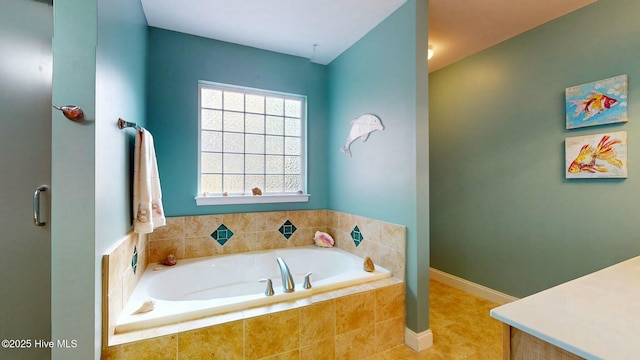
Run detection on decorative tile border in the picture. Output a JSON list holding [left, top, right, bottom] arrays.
[[211, 224, 234, 245], [131, 246, 138, 274], [278, 219, 297, 239], [351, 225, 364, 247]]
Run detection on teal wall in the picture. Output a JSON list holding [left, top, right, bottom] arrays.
[[327, 0, 430, 332], [429, 0, 640, 298], [52, 0, 147, 358], [94, 0, 148, 355], [146, 28, 329, 216]]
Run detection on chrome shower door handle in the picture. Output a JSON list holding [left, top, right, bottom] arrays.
[[33, 185, 48, 226]]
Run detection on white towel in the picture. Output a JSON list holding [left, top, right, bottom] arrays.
[[133, 129, 166, 233]]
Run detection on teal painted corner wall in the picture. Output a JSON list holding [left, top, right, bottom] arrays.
[[96, 0, 148, 252], [95, 0, 148, 356], [327, 0, 430, 332], [146, 28, 329, 216], [52, 0, 147, 358], [429, 0, 640, 298]]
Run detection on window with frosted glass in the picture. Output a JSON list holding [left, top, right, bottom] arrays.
[[199, 82, 306, 195]]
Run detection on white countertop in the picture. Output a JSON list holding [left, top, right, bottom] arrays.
[[490, 256, 640, 360]]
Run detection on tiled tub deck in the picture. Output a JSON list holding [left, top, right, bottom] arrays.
[[102, 210, 406, 359]]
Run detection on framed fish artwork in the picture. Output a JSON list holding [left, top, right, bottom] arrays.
[[565, 131, 627, 179], [565, 74, 628, 129]]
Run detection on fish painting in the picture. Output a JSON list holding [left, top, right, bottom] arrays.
[[569, 90, 618, 122], [340, 114, 384, 157], [565, 131, 627, 179], [565, 75, 628, 129]]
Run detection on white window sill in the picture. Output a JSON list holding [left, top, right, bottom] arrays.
[[195, 193, 310, 206]]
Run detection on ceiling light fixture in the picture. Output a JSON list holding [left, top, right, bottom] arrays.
[[428, 45, 434, 60]]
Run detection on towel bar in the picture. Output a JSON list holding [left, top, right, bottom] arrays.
[[117, 118, 142, 131]]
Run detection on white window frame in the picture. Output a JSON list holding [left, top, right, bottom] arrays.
[[195, 81, 309, 206]]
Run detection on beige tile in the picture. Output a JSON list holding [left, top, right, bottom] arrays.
[[256, 211, 289, 232], [300, 337, 335, 360], [184, 215, 223, 238], [378, 246, 405, 281], [352, 239, 379, 265], [261, 349, 299, 360], [107, 335, 177, 360], [295, 291, 335, 307], [357, 216, 382, 244], [335, 291, 375, 334], [326, 210, 339, 230], [108, 283, 123, 341], [330, 283, 374, 298], [135, 233, 149, 282], [255, 230, 290, 251], [184, 236, 222, 258], [288, 210, 325, 229], [335, 325, 376, 360], [288, 227, 315, 247], [333, 230, 354, 253], [244, 309, 300, 360], [337, 212, 357, 234], [107, 238, 127, 294], [223, 212, 258, 233], [148, 237, 185, 264], [178, 321, 244, 359], [375, 316, 405, 353], [222, 232, 258, 254], [150, 217, 185, 241], [242, 300, 300, 320], [380, 222, 406, 252], [299, 300, 336, 346], [312, 209, 328, 228], [375, 283, 405, 322]]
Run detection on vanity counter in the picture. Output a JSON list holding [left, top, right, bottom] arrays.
[[490, 256, 640, 359]]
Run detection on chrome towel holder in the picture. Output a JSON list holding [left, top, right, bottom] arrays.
[[117, 118, 142, 131]]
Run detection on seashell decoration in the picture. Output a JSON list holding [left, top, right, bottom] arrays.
[[163, 253, 177, 266], [252, 187, 262, 195], [132, 300, 155, 315], [363, 257, 375, 272], [313, 231, 335, 248]]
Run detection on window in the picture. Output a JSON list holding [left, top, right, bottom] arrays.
[[196, 82, 309, 205]]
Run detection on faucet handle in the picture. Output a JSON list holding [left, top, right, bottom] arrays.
[[259, 278, 275, 296], [303, 272, 312, 289]]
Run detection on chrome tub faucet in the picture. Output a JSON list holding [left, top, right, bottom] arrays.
[[276, 257, 295, 293]]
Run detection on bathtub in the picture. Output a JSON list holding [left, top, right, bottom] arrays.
[[115, 245, 391, 334]]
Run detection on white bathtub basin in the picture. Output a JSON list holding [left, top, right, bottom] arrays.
[[115, 245, 391, 334]]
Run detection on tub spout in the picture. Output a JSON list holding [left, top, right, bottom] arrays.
[[276, 257, 295, 293]]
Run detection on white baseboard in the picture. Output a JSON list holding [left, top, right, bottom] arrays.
[[430, 267, 518, 304], [404, 328, 433, 352]]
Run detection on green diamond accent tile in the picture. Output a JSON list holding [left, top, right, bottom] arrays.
[[351, 225, 364, 247], [131, 246, 138, 274], [211, 224, 234, 246], [278, 220, 297, 239]]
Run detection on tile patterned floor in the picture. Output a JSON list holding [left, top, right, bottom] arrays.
[[368, 279, 503, 360]]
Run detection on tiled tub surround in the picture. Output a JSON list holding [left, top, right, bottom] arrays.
[[103, 210, 406, 358], [102, 232, 149, 349], [104, 278, 405, 359]]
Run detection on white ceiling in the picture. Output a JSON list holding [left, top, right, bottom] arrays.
[[141, 0, 597, 70], [140, 0, 406, 65], [428, 0, 596, 72]]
